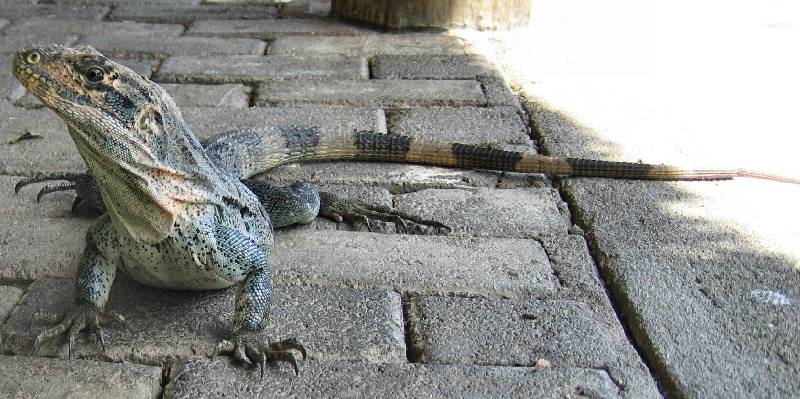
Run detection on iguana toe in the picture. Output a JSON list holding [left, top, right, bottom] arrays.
[[214, 333, 305, 378], [31, 304, 126, 358]]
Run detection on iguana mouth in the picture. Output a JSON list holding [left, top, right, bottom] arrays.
[[13, 50, 91, 107]]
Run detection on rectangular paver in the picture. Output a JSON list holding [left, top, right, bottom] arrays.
[[0, 4, 109, 20], [78, 35, 267, 58], [268, 34, 469, 56], [0, 355, 162, 399], [272, 229, 557, 298], [387, 106, 530, 144], [187, 19, 367, 39], [0, 286, 23, 323], [109, 4, 278, 23], [157, 55, 367, 84], [164, 357, 623, 399], [4, 277, 405, 365], [160, 84, 250, 108], [372, 54, 494, 80], [255, 80, 485, 107], [3, 17, 184, 37]]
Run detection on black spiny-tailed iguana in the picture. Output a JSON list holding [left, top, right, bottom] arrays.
[[11, 45, 799, 376]]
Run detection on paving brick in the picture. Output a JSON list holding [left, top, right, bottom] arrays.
[[0, 176, 92, 281], [4, 277, 405, 365], [0, 34, 77, 54], [407, 295, 659, 398], [0, 105, 84, 176], [3, 18, 184, 37], [109, 4, 278, 24], [478, 73, 522, 108], [269, 34, 469, 57], [14, 58, 160, 109], [277, 0, 331, 18], [388, 106, 530, 145], [164, 357, 622, 399], [187, 19, 367, 39], [371, 54, 494, 80], [255, 80, 486, 107], [181, 106, 386, 140], [0, 286, 23, 323], [160, 84, 250, 108], [0, 355, 162, 399], [78, 35, 266, 58], [0, 4, 109, 20], [157, 55, 367, 84], [271, 229, 557, 298], [0, 19, 8, 32], [393, 188, 569, 239]]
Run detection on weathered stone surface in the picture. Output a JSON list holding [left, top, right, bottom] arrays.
[[157, 55, 367, 84], [387, 106, 529, 145], [278, 0, 331, 18], [0, 105, 84, 176], [269, 34, 469, 57], [407, 295, 659, 398], [0, 176, 91, 281], [164, 357, 622, 399], [478, 73, 522, 108], [0, 355, 162, 399], [78, 34, 266, 58], [0, 286, 23, 323], [0, 34, 77, 54], [0, 19, 8, 32], [0, 4, 109, 20], [187, 18, 366, 39], [394, 188, 569, 239], [109, 4, 278, 23], [180, 106, 386, 139], [271, 229, 557, 298], [372, 54, 494, 80], [160, 84, 250, 108], [256, 80, 485, 107], [4, 277, 405, 365], [3, 18, 184, 37]]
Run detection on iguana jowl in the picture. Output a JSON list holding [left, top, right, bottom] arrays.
[[12, 45, 800, 376]]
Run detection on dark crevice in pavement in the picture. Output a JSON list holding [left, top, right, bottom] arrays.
[[400, 294, 420, 363], [158, 358, 174, 399]]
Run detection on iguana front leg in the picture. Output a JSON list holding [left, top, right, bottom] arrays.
[[32, 217, 125, 357], [15, 171, 103, 215]]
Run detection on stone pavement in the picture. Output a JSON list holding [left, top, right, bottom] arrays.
[[0, 1, 796, 398]]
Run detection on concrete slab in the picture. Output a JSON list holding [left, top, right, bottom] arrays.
[[157, 55, 367, 84], [371, 54, 494, 80], [0, 19, 8, 32], [3, 18, 184, 37], [0, 4, 109, 20], [271, 229, 557, 298], [187, 18, 368, 39], [393, 188, 569, 239], [0, 34, 77, 54], [109, 4, 278, 24], [408, 295, 660, 398], [387, 106, 530, 145], [0, 176, 92, 281], [0, 286, 23, 323], [478, 73, 522, 108], [160, 84, 250, 108], [164, 357, 623, 399], [0, 355, 162, 399], [4, 277, 405, 365], [255, 80, 486, 107], [269, 34, 469, 57], [78, 35, 267, 58]]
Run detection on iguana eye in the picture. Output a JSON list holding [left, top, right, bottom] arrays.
[[85, 67, 105, 83], [26, 51, 41, 65]]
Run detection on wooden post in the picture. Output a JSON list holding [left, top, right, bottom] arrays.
[[331, 0, 532, 30]]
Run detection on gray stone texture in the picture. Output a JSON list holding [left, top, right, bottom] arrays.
[[0, 4, 109, 20], [157, 55, 367, 84], [478, 73, 522, 108], [387, 106, 530, 145], [0, 19, 8, 32], [4, 277, 405, 365], [0, 176, 91, 281], [109, 4, 278, 23], [78, 34, 267, 58], [0, 286, 23, 323], [164, 357, 623, 399], [0, 34, 77, 54], [187, 18, 367, 39], [271, 229, 557, 298], [255, 80, 486, 107], [269, 34, 469, 57], [372, 54, 494, 80], [0, 355, 162, 399], [160, 84, 250, 108], [3, 18, 184, 37]]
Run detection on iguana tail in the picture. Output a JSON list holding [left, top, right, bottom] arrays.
[[203, 128, 800, 184]]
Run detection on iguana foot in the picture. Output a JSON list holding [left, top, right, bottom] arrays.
[[213, 333, 306, 378], [31, 304, 126, 358], [14, 171, 102, 215], [319, 191, 451, 235]]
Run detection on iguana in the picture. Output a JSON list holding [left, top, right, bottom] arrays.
[[11, 45, 799, 377]]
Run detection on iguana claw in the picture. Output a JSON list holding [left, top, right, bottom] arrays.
[[318, 191, 451, 235], [31, 304, 126, 358], [213, 333, 306, 378]]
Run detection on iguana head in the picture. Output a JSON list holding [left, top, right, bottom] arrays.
[[13, 44, 237, 244]]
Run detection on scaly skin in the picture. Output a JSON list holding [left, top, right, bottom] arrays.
[[11, 45, 800, 376]]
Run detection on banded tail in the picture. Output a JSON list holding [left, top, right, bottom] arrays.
[[203, 128, 800, 185]]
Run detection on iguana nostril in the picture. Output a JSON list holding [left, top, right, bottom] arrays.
[[26, 51, 41, 65]]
